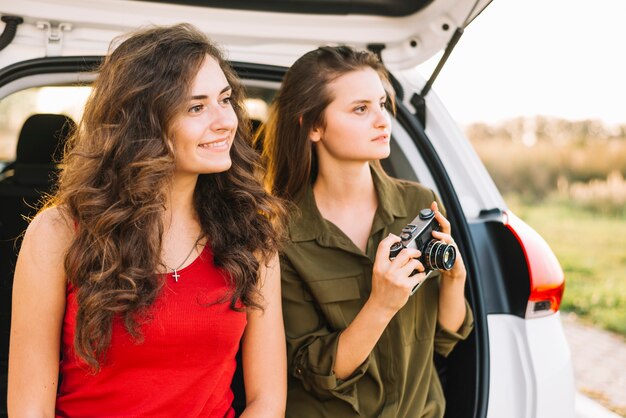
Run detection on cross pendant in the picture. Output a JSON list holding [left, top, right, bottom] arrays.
[[173, 269, 180, 282]]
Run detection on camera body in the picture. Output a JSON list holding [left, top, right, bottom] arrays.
[[389, 208, 456, 293]]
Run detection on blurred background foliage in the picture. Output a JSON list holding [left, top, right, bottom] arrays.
[[467, 117, 626, 336]]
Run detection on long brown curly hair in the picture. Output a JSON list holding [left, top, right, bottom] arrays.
[[49, 24, 286, 370]]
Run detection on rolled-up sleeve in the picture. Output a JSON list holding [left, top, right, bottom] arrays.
[[281, 255, 370, 412], [434, 299, 474, 357]]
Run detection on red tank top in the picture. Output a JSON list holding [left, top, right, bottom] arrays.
[[56, 245, 247, 418]]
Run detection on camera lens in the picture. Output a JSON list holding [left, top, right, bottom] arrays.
[[423, 240, 456, 271]]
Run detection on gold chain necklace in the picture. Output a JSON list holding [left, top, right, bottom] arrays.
[[164, 234, 203, 282]]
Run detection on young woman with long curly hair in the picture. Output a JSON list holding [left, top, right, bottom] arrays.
[[8, 24, 287, 417]]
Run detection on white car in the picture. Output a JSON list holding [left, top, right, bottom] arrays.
[[0, 1, 575, 417]]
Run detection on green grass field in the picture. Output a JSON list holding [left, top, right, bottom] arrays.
[[507, 196, 626, 337]]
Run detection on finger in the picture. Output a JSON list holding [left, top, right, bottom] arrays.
[[375, 233, 403, 265], [431, 201, 451, 234], [406, 270, 426, 290], [390, 247, 421, 264], [399, 258, 424, 277], [432, 201, 449, 224], [431, 230, 455, 245], [389, 255, 422, 278], [381, 233, 401, 248]]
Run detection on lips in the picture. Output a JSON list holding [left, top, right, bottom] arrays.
[[198, 138, 230, 150], [372, 134, 390, 142]]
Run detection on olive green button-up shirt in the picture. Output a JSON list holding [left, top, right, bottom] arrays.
[[281, 165, 474, 418]]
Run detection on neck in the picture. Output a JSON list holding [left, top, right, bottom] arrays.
[[163, 173, 199, 233], [313, 162, 376, 209]]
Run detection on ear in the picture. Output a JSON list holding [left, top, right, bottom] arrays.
[[166, 134, 175, 153], [309, 125, 323, 143]]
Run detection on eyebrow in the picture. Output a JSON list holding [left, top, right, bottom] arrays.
[[189, 85, 232, 100], [349, 95, 388, 105]]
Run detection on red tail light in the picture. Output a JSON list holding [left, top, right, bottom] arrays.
[[503, 211, 565, 318]]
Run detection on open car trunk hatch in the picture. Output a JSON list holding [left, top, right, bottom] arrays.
[[1, 0, 491, 70]]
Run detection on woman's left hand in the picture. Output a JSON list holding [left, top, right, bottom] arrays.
[[430, 201, 466, 282]]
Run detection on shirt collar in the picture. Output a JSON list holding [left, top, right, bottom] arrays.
[[290, 162, 407, 243]]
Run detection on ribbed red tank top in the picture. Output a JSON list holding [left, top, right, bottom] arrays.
[[56, 245, 247, 417]]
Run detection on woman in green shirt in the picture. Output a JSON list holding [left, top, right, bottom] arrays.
[[260, 46, 473, 417]]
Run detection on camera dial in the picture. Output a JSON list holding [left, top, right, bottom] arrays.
[[419, 208, 435, 220]]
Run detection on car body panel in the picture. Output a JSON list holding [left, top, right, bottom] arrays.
[[525, 313, 576, 417], [1, 0, 490, 70], [487, 314, 575, 418], [139, 0, 438, 17]]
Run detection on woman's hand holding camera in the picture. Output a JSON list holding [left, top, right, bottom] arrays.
[[366, 201, 467, 327], [429, 201, 468, 332], [430, 201, 467, 283], [369, 234, 425, 317]]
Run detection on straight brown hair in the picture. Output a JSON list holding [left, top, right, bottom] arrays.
[[259, 45, 394, 201]]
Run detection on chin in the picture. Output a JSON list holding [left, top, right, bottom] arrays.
[[207, 159, 233, 173], [373, 149, 391, 160]]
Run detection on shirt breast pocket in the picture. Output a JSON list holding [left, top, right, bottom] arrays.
[[306, 276, 362, 331]]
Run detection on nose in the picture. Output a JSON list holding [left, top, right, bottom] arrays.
[[373, 105, 390, 130], [209, 104, 238, 133]]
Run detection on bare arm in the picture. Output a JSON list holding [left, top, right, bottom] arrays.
[[8, 207, 73, 417], [239, 252, 286, 417], [334, 234, 424, 380]]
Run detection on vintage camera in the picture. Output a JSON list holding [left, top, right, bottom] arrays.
[[389, 208, 456, 293]]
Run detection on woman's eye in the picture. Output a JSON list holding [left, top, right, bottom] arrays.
[[354, 105, 367, 113], [380, 101, 387, 110], [221, 96, 232, 106], [189, 104, 204, 114]]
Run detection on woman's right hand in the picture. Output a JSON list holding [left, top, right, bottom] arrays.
[[368, 233, 425, 316], [332, 234, 425, 379]]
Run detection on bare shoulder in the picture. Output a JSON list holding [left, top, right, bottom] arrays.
[[21, 206, 74, 260], [26, 206, 73, 238], [29, 205, 71, 228]]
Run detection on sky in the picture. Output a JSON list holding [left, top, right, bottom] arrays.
[[418, 0, 626, 127]]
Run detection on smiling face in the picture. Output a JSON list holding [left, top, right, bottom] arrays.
[[169, 55, 238, 177], [309, 67, 391, 167]]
